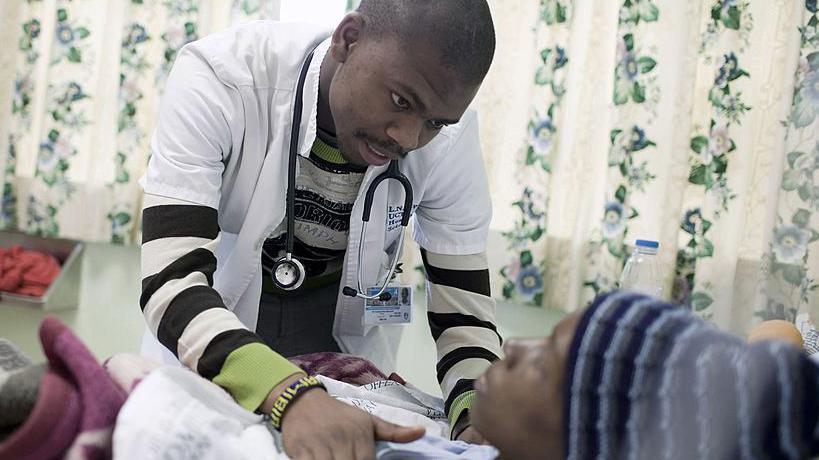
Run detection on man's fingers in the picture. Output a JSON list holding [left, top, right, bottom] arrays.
[[371, 415, 425, 443], [288, 443, 312, 460], [352, 430, 376, 460], [455, 426, 488, 444], [459, 431, 487, 444], [329, 430, 357, 460], [290, 446, 314, 460], [311, 444, 334, 460]]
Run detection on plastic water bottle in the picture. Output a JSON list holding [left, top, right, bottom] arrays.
[[619, 239, 664, 299]]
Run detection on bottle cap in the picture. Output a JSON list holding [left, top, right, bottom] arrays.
[[635, 239, 659, 249]]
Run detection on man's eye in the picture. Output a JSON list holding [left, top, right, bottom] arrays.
[[391, 93, 410, 110]]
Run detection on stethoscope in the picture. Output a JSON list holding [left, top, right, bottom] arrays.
[[269, 49, 413, 302]]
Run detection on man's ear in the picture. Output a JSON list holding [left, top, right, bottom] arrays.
[[330, 12, 364, 63]]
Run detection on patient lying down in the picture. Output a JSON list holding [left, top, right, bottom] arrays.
[[113, 290, 819, 459], [471, 290, 819, 460]]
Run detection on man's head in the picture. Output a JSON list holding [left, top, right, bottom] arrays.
[[321, 0, 495, 166], [470, 312, 582, 460]]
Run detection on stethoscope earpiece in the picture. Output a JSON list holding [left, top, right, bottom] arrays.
[[342, 286, 392, 302]]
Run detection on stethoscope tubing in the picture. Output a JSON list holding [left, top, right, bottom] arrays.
[[275, 46, 413, 301]]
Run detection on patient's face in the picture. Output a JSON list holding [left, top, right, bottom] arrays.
[[471, 311, 582, 459]]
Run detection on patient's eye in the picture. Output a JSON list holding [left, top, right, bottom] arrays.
[[504, 338, 542, 369], [427, 120, 447, 130]]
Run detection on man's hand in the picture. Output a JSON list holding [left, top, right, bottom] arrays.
[[262, 374, 425, 459], [455, 425, 490, 445], [453, 411, 490, 445]]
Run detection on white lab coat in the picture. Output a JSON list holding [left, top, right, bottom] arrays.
[[140, 21, 492, 373]]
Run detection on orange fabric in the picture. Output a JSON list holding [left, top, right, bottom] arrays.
[[0, 246, 61, 297]]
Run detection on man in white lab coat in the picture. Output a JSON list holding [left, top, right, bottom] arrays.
[[140, 1, 502, 457]]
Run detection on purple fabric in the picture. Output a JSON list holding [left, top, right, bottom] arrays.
[[289, 352, 390, 385], [0, 372, 81, 460], [0, 316, 126, 460]]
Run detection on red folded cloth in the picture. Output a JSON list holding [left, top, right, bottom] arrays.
[[0, 246, 61, 297]]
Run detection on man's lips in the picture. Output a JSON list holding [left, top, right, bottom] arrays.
[[366, 141, 402, 161], [357, 139, 390, 166]]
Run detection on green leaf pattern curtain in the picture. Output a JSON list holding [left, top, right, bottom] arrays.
[[2, 1, 816, 333], [480, 0, 819, 333], [0, 0, 281, 244]]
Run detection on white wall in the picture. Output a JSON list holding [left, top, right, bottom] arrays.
[[280, 0, 348, 29]]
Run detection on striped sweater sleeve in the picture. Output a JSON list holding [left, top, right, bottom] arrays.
[[421, 248, 503, 435], [140, 193, 302, 410]]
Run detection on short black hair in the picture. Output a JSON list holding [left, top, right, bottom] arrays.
[[357, 0, 496, 86]]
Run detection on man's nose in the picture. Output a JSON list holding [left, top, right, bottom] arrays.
[[386, 118, 423, 152]]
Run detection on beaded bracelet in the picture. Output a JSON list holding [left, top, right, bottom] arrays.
[[269, 375, 326, 431]]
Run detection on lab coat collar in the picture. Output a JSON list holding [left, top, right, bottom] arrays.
[[297, 36, 332, 159]]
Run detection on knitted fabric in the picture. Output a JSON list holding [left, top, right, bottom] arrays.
[[0, 340, 43, 438], [564, 291, 819, 460], [0, 316, 127, 460], [289, 352, 390, 386], [804, 327, 819, 356], [103, 353, 162, 394]]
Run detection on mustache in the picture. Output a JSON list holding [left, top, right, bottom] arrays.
[[353, 131, 407, 159]]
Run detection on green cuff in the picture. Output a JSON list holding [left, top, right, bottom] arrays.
[[447, 390, 477, 438], [212, 342, 304, 411], [312, 137, 347, 164]]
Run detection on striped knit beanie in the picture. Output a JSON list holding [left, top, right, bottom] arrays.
[[564, 290, 819, 460]]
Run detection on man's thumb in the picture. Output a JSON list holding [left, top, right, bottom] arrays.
[[372, 416, 425, 443]]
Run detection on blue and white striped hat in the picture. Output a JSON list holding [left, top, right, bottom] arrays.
[[563, 290, 819, 460]]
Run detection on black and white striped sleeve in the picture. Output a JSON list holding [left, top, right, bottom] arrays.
[[421, 248, 503, 431], [141, 193, 255, 375], [139, 45, 303, 411]]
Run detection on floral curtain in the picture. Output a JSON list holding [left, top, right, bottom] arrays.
[[480, 0, 819, 334], [0, 0, 280, 244]]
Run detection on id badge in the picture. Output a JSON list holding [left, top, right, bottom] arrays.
[[364, 285, 413, 325]]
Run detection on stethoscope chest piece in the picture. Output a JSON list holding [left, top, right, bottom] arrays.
[[271, 256, 306, 290]]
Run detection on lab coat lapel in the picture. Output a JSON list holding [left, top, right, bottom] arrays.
[[216, 37, 328, 309]]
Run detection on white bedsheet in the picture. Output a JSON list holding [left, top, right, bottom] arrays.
[[113, 367, 498, 459]]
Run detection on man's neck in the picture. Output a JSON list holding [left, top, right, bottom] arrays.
[[317, 49, 339, 136]]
